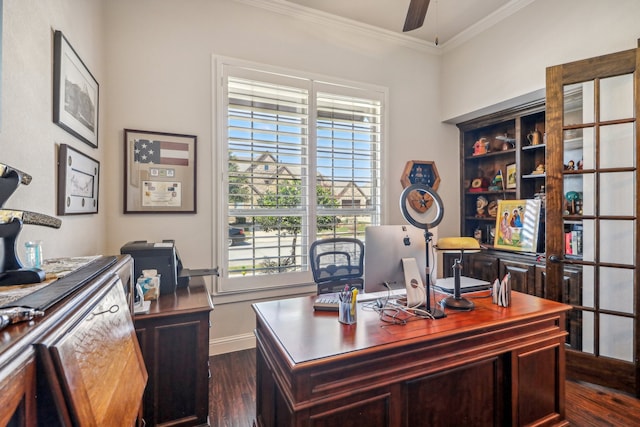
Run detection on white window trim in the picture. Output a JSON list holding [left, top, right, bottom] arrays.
[[212, 55, 389, 298]]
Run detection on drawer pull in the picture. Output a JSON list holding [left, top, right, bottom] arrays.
[[88, 304, 120, 320]]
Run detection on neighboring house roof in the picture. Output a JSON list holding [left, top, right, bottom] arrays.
[[237, 153, 370, 203]]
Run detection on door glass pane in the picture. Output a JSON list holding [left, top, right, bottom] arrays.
[[600, 267, 634, 314], [582, 219, 595, 262], [564, 174, 592, 216], [600, 171, 635, 216], [600, 314, 634, 362], [600, 219, 634, 265], [564, 81, 594, 125], [582, 310, 594, 354], [600, 122, 635, 169], [600, 74, 634, 121], [564, 127, 594, 170], [581, 265, 594, 308]]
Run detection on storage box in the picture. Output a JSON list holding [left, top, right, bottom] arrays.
[[120, 241, 178, 295]]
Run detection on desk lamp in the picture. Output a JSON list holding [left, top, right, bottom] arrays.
[[399, 183, 445, 319], [435, 237, 481, 310]]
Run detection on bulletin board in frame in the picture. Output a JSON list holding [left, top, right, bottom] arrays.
[[124, 129, 197, 214], [57, 144, 100, 215]]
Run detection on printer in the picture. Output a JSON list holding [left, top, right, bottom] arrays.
[[120, 240, 218, 295]]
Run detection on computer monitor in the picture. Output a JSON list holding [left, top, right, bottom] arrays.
[[363, 225, 437, 294]]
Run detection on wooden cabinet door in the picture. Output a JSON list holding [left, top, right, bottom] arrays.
[[500, 258, 535, 295], [443, 252, 499, 283], [134, 285, 212, 427], [36, 276, 147, 427], [0, 352, 36, 427]]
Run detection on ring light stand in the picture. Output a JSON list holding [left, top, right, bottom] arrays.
[[399, 184, 446, 319]]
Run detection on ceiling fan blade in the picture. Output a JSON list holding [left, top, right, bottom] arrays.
[[403, 0, 430, 32]]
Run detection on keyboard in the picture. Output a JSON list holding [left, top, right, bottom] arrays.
[[313, 294, 340, 311]]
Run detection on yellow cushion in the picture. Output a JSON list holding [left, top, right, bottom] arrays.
[[436, 237, 480, 251]]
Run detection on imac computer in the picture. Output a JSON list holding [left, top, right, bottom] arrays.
[[363, 225, 437, 295]]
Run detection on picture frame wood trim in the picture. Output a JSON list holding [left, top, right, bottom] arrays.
[[506, 163, 517, 189], [53, 30, 99, 148], [57, 144, 100, 215], [123, 129, 197, 214]]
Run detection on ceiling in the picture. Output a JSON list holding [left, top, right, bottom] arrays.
[[281, 0, 532, 46]]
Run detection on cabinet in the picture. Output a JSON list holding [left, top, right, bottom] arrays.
[[134, 278, 213, 427], [0, 255, 145, 426], [442, 250, 545, 297], [457, 102, 546, 250]]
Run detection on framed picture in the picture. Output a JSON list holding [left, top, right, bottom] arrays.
[[53, 30, 99, 148], [57, 144, 99, 215], [506, 163, 517, 189], [493, 199, 542, 252], [124, 129, 197, 214]]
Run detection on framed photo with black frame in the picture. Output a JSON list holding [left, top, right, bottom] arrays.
[[57, 144, 100, 215], [53, 30, 99, 148], [124, 129, 197, 214]]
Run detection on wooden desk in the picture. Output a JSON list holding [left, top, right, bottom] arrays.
[[253, 291, 571, 427]]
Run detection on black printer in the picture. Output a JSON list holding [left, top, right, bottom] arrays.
[[120, 240, 218, 295]]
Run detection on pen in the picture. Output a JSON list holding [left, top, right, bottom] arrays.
[[350, 288, 358, 316]]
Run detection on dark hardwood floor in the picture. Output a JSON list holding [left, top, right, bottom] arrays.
[[210, 348, 640, 426]]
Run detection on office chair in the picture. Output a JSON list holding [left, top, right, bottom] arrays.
[[309, 237, 364, 295]]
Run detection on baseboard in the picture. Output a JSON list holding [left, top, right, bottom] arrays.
[[209, 332, 256, 356]]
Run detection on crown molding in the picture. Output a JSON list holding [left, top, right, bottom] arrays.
[[233, 0, 440, 55], [440, 0, 536, 52]]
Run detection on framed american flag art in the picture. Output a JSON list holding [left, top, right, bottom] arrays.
[[124, 129, 197, 213]]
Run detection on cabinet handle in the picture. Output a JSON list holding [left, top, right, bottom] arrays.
[[548, 255, 563, 263]]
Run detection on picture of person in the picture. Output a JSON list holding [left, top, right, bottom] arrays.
[[493, 199, 542, 253], [500, 211, 512, 244], [510, 208, 522, 227]]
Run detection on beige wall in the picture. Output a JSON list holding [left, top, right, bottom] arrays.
[[1, 0, 106, 257], [440, 0, 640, 123]]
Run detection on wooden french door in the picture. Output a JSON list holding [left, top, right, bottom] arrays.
[[545, 43, 640, 396]]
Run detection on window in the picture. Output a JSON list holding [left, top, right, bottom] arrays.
[[216, 59, 385, 292]]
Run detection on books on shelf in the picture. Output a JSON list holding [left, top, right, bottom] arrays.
[[565, 225, 583, 256]]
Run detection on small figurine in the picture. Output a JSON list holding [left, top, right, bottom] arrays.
[[476, 196, 488, 217], [532, 163, 545, 175], [487, 200, 499, 217], [577, 159, 584, 170], [473, 138, 488, 156], [565, 160, 575, 170]]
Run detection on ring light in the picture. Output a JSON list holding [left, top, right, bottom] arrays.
[[399, 183, 444, 230], [399, 183, 446, 319]]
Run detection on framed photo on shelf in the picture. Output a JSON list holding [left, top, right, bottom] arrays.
[[53, 30, 99, 148], [506, 163, 517, 189], [57, 144, 99, 215], [493, 199, 542, 252], [124, 129, 197, 214]]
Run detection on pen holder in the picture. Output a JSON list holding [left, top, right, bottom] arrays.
[[338, 300, 357, 325]]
